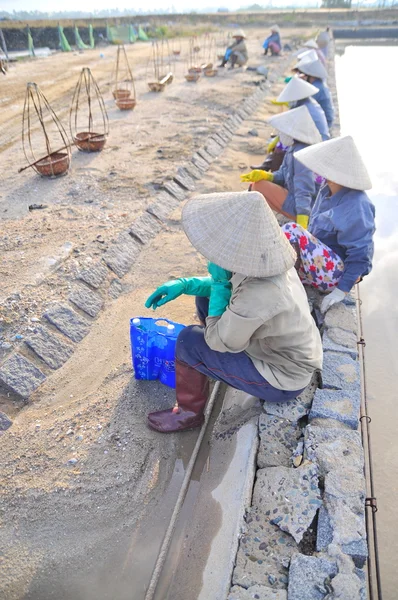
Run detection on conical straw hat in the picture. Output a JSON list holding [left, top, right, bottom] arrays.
[[304, 39, 319, 49], [295, 49, 318, 64], [233, 29, 246, 38], [277, 77, 318, 102], [293, 47, 311, 58], [294, 136, 372, 190], [271, 24, 280, 33], [267, 105, 322, 146], [182, 191, 296, 278], [296, 58, 328, 80]]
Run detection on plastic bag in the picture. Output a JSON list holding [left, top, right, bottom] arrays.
[[130, 317, 185, 388]]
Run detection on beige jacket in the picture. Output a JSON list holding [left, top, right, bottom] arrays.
[[205, 269, 322, 391], [229, 39, 248, 65]]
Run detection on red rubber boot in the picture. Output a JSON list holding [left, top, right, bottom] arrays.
[[147, 359, 209, 433]]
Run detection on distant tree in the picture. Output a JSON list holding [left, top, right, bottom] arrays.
[[321, 0, 352, 7]]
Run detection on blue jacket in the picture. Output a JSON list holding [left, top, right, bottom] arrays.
[[309, 186, 375, 292], [291, 98, 330, 141], [312, 79, 334, 128], [273, 142, 316, 218], [263, 32, 281, 50]]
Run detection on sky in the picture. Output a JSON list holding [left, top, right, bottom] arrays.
[[1, 0, 318, 13]]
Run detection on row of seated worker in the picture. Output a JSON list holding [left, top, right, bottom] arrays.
[[143, 31, 374, 435]]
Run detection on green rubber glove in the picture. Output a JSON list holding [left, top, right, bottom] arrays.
[[284, 76, 292, 83], [207, 262, 232, 317], [145, 277, 211, 310], [208, 262, 232, 282]]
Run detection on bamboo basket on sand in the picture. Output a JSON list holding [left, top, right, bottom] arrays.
[[20, 82, 71, 178], [70, 67, 109, 152]]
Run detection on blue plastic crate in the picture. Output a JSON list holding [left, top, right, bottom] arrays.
[[130, 317, 185, 388]]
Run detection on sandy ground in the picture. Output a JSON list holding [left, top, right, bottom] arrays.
[[0, 27, 299, 600]]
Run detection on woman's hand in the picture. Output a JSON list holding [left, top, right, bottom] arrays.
[[145, 280, 186, 309], [240, 170, 274, 183], [145, 277, 212, 310], [320, 288, 346, 313]]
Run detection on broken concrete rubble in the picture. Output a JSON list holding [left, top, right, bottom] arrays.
[[287, 554, 337, 600], [229, 45, 367, 600], [252, 465, 321, 544], [257, 414, 302, 468], [228, 585, 287, 600]]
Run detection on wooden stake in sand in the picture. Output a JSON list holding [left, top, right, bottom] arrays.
[[70, 67, 109, 152], [20, 82, 71, 177]]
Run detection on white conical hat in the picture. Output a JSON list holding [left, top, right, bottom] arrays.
[[293, 47, 311, 58], [267, 105, 322, 146], [294, 136, 372, 190], [233, 29, 246, 38], [295, 49, 318, 65], [271, 24, 280, 33], [304, 39, 319, 49], [296, 58, 328, 80], [182, 191, 296, 278], [277, 77, 318, 102]]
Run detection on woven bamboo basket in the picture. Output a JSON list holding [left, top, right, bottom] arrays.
[[112, 89, 131, 100], [74, 132, 106, 152], [36, 152, 70, 177], [115, 97, 137, 110], [185, 73, 201, 82]]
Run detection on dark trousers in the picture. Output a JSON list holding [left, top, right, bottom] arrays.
[[175, 297, 305, 402]]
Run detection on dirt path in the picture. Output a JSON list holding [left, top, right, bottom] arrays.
[[0, 27, 300, 600]]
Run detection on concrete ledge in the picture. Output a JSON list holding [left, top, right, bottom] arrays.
[[164, 387, 259, 600]]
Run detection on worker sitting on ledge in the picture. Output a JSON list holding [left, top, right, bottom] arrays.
[[281, 135, 375, 313], [295, 58, 334, 129], [263, 24, 282, 56], [218, 30, 248, 69], [277, 76, 330, 140], [251, 77, 330, 172], [241, 105, 322, 230], [145, 191, 322, 433], [296, 39, 327, 67]]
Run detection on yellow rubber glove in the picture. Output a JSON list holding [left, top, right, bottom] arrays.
[[267, 135, 279, 154], [296, 214, 309, 229], [271, 99, 289, 106], [240, 170, 274, 183]]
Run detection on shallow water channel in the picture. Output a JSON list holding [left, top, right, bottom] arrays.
[[336, 45, 398, 599]]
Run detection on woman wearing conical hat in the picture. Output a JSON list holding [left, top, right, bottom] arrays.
[[316, 27, 331, 58], [252, 77, 329, 173], [281, 136, 375, 313], [295, 58, 334, 129], [219, 30, 248, 69], [296, 39, 327, 67], [263, 24, 282, 56], [145, 192, 322, 433], [241, 105, 322, 231], [278, 76, 329, 140]]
